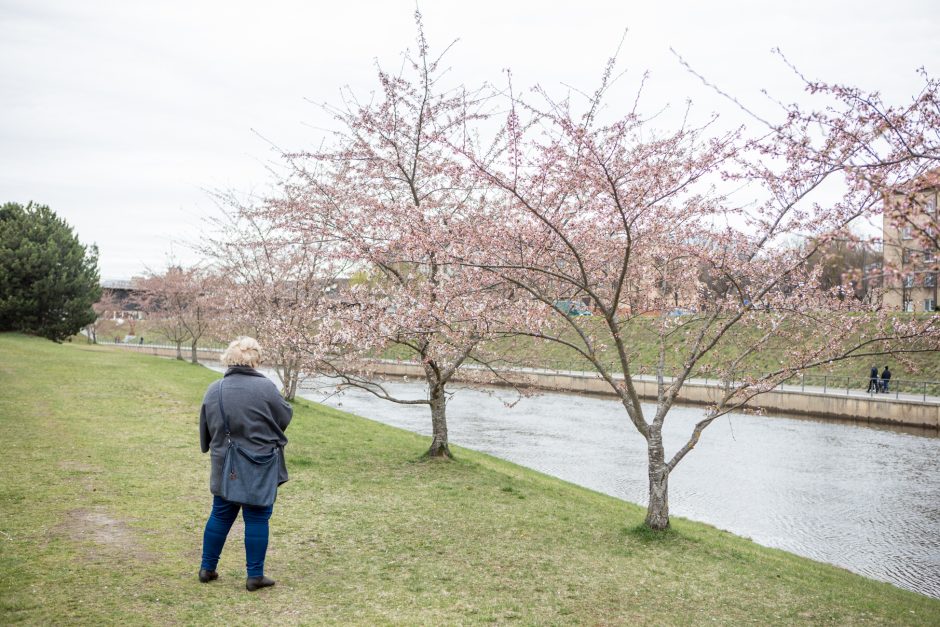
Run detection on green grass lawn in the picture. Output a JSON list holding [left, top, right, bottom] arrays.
[[0, 333, 936, 625]]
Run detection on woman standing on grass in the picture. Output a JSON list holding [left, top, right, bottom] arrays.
[[198, 337, 292, 591]]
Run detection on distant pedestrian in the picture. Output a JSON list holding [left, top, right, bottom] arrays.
[[880, 366, 892, 393], [139, 336, 144, 345], [866, 365, 879, 393]]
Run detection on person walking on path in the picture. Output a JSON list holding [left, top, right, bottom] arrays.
[[866, 365, 879, 393], [198, 337, 292, 591], [880, 366, 892, 393]]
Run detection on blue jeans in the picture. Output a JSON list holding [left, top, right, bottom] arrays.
[[201, 495, 274, 577]]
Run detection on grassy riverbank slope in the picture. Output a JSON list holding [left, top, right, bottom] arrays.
[[380, 316, 940, 389], [0, 333, 936, 625]]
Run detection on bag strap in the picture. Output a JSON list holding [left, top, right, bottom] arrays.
[[218, 378, 232, 442]]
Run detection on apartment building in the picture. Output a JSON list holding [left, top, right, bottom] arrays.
[[883, 172, 939, 312]]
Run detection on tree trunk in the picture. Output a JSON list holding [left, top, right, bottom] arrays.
[[282, 366, 299, 401], [425, 386, 452, 459], [175, 341, 183, 360], [190, 340, 199, 364], [645, 430, 670, 530]]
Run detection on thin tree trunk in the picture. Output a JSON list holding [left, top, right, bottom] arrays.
[[425, 385, 452, 459], [645, 429, 670, 530], [175, 341, 183, 361], [286, 373, 298, 402], [281, 365, 299, 401], [190, 340, 198, 364]]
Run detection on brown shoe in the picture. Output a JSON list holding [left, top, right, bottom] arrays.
[[246, 575, 275, 591], [198, 569, 218, 583]]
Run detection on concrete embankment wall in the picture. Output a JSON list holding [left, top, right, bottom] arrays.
[[103, 344, 939, 429], [369, 361, 940, 430]]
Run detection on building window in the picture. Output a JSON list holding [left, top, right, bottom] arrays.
[[903, 274, 915, 288], [901, 227, 913, 240], [903, 300, 914, 312], [928, 196, 937, 216], [902, 248, 912, 264], [925, 299, 937, 312], [926, 273, 937, 288]]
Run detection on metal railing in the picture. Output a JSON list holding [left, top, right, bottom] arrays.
[[794, 373, 940, 402], [94, 340, 223, 354]]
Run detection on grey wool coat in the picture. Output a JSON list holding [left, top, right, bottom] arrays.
[[199, 366, 293, 497]]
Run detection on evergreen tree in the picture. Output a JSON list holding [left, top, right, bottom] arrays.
[[0, 202, 101, 341]]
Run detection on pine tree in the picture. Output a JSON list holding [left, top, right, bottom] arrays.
[[0, 202, 101, 342]]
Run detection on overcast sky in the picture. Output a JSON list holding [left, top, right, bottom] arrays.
[[2, 0, 938, 279]]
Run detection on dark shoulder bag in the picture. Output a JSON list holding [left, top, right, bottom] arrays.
[[218, 379, 279, 507]]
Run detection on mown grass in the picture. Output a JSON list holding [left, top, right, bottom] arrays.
[[0, 332, 937, 625]]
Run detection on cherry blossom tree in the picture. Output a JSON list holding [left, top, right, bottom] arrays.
[[768, 70, 940, 305], [230, 18, 938, 524], [769, 68, 939, 254], [454, 58, 940, 529], [274, 12, 523, 458], [84, 289, 121, 344], [205, 195, 346, 400], [137, 264, 220, 363]]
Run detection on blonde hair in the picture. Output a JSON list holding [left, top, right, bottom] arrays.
[[221, 336, 263, 368]]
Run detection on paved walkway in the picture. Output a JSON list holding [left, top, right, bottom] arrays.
[[538, 368, 940, 405]]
